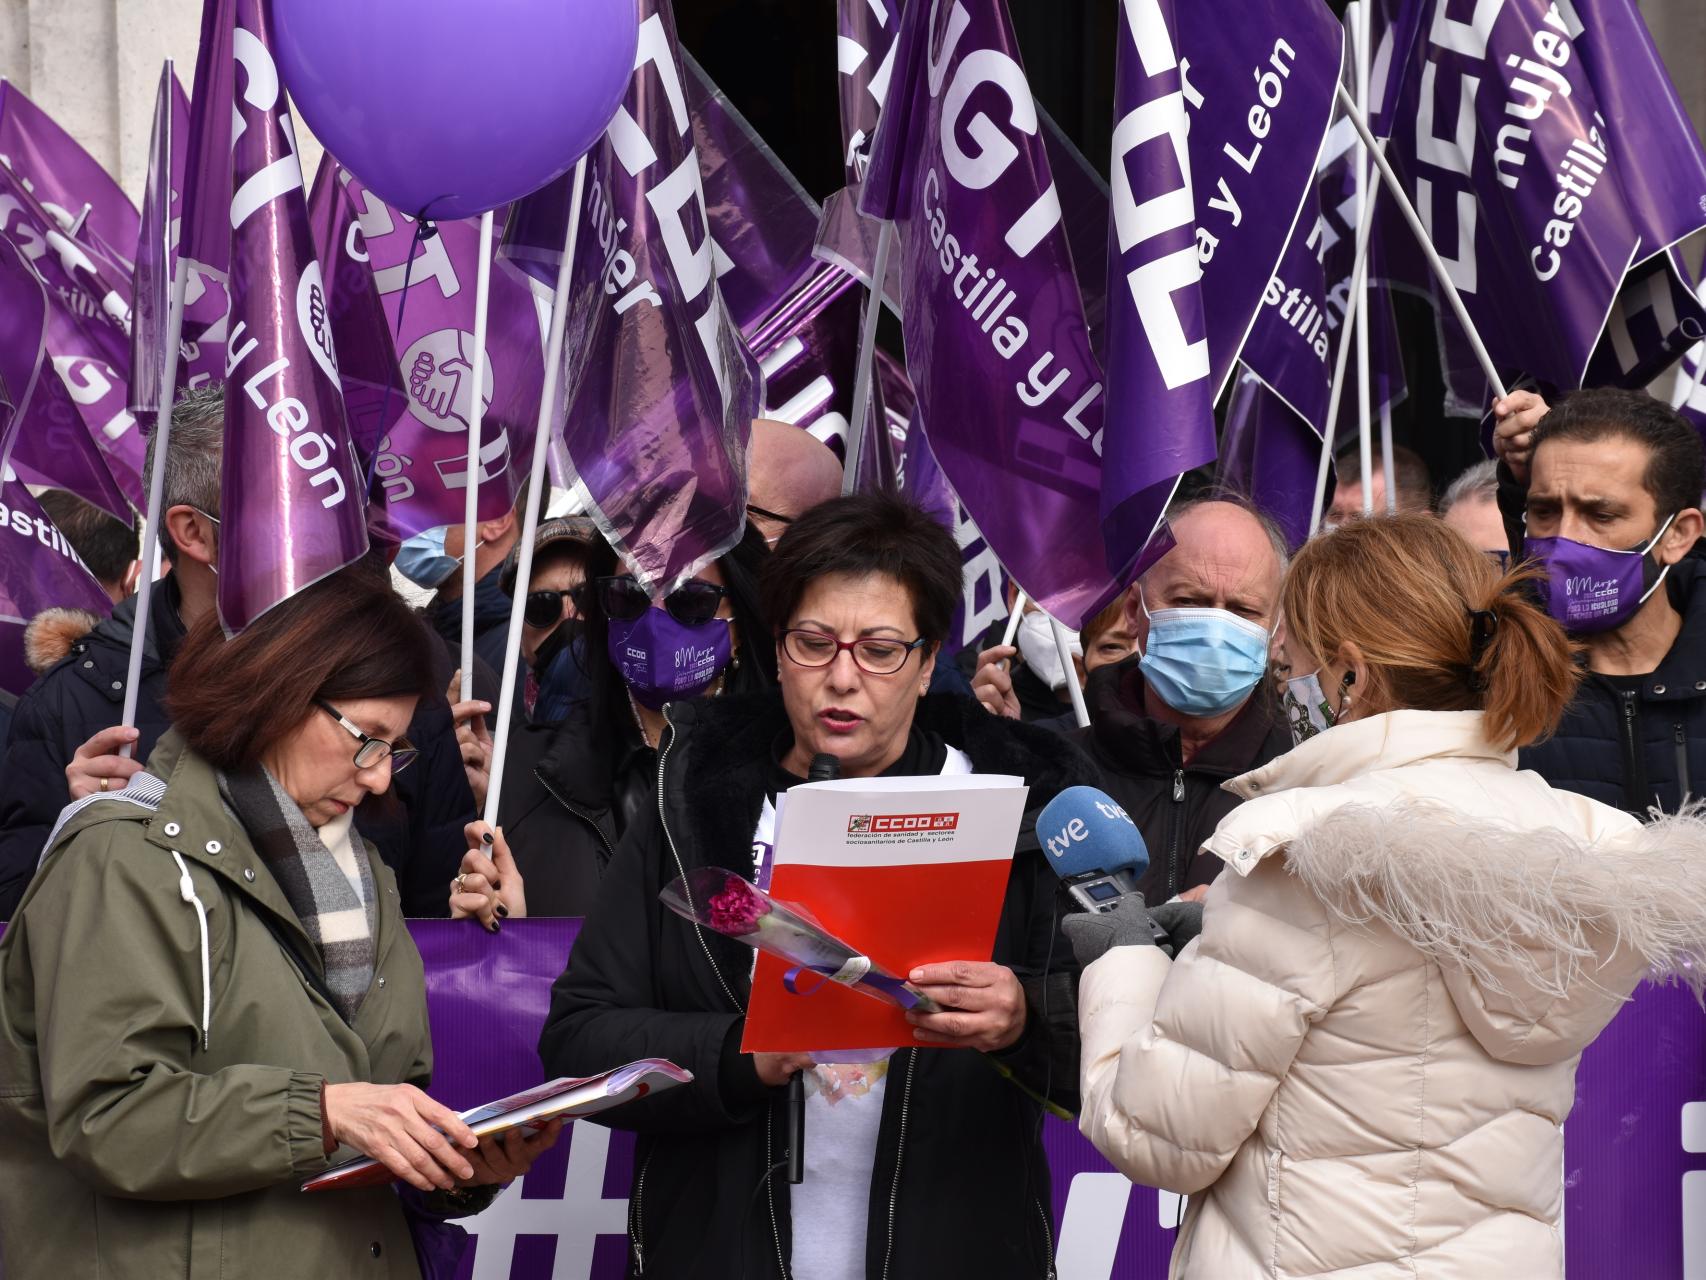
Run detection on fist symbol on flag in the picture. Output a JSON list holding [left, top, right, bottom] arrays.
[[399, 328, 493, 434]]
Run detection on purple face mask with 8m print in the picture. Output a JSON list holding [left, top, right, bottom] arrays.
[[1524, 513, 1676, 635], [608, 607, 733, 709]]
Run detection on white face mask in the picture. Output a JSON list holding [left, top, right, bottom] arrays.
[[1016, 611, 1081, 692]]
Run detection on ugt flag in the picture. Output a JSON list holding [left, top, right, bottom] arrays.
[[862, 0, 1117, 627], [215, 0, 367, 631], [1101, 0, 1341, 567], [513, 0, 762, 595]]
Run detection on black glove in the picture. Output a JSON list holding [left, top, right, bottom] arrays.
[[1061, 898, 1160, 967], [1149, 900, 1204, 955]]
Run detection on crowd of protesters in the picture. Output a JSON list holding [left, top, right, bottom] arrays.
[[2, 385, 1706, 1278]]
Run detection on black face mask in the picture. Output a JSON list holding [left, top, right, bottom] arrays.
[[531, 618, 582, 674]]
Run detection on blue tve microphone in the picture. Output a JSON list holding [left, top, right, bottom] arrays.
[[1037, 786, 1151, 914]]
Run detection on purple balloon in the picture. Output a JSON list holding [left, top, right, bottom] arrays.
[[273, 0, 638, 221]]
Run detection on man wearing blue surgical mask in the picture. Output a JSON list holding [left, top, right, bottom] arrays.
[[1492, 387, 1706, 815], [1070, 496, 1293, 905]]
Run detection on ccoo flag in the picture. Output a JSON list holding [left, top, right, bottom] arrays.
[[860, 0, 1118, 627], [215, 0, 366, 631], [515, 0, 762, 594], [1101, 0, 1341, 571], [1378, 0, 1648, 393]]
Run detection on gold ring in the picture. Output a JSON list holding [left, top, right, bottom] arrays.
[[99, 777, 110, 792], [452, 873, 467, 893]]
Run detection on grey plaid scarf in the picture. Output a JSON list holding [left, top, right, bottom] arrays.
[[220, 766, 377, 1023]]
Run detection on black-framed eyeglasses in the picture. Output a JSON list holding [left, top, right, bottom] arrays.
[[780, 628, 929, 676], [316, 699, 419, 774], [594, 574, 728, 626], [746, 503, 793, 527], [524, 588, 574, 629]]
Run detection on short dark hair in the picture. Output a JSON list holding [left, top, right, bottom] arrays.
[[1531, 387, 1705, 519], [762, 494, 962, 646], [36, 489, 138, 589], [167, 567, 437, 772], [1334, 440, 1434, 511]]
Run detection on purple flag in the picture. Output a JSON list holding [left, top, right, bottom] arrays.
[[1573, 1, 1706, 390], [531, 0, 762, 593], [0, 82, 139, 279], [860, 0, 1119, 626], [176, 0, 238, 393], [0, 469, 113, 696], [1380, 1, 1644, 392], [1219, 367, 1325, 551], [0, 239, 133, 522], [216, 0, 367, 631], [1244, 107, 1408, 436], [1101, 0, 1341, 571], [836, 0, 902, 183], [308, 163, 544, 540]]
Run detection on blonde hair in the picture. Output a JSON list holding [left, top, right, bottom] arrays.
[[1281, 514, 1578, 750]]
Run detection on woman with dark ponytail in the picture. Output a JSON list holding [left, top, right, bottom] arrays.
[[1073, 513, 1706, 1280]]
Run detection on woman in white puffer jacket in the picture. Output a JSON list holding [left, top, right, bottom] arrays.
[[1076, 514, 1706, 1280]]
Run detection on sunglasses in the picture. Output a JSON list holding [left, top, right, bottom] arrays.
[[593, 574, 728, 626], [524, 588, 574, 629], [315, 699, 419, 773]]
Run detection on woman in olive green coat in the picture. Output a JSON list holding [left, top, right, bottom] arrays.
[[0, 569, 557, 1279]]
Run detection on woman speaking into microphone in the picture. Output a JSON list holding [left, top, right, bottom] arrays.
[[538, 494, 1097, 1280], [1073, 514, 1706, 1279]]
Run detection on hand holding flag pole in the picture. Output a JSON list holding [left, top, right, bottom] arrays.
[[457, 209, 496, 705], [481, 158, 588, 829]]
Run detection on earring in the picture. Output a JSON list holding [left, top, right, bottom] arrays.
[[729, 648, 741, 673]]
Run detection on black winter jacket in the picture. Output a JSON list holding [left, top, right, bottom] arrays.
[[538, 692, 1096, 1280], [1518, 557, 1706, 815], [494, 698, 654, 916], [1495, 461, 1706, 815], [1070, 654, 1292, 904], [0, 575, 476, 918]]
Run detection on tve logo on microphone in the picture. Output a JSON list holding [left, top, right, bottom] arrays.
[[1044, 797, 1132, 860]]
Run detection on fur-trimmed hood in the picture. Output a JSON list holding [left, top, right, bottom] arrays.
[[1205, 709, 1706, 1064], [22, 607, 101, 674]]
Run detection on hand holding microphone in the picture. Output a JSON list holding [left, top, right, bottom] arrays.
[[1038, 786, 1203, 965]]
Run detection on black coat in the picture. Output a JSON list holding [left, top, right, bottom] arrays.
[[1070, 654, 1292, 904], [0, 576, 476, 918], [494, 698, 653, 916], [1496, 462, 1706, 815], [538, 692, 1095, 1280], [1517, 557, 1706, 815]]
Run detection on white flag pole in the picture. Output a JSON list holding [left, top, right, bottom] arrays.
[[1379, 400, 1397, 513], [120, 60, 181, 757], [840, 219, 894, 496], [457, 209, 496, 704], [1051, 617, 1089, 729], [482, 157, 587, 828], [1337, 84, 1509, 402], [1000, 589, 1028, 648], [1309, 147, 1383, 537], [1351, 4, 1375, 515]]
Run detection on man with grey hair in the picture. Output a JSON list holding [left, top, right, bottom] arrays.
[[1060, 494, 1293, 903], [1437, 458, 1508, 558], [0, 384, 476, 917]]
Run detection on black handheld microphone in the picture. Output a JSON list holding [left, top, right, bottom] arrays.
[[783, 752, 840, 1185]]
